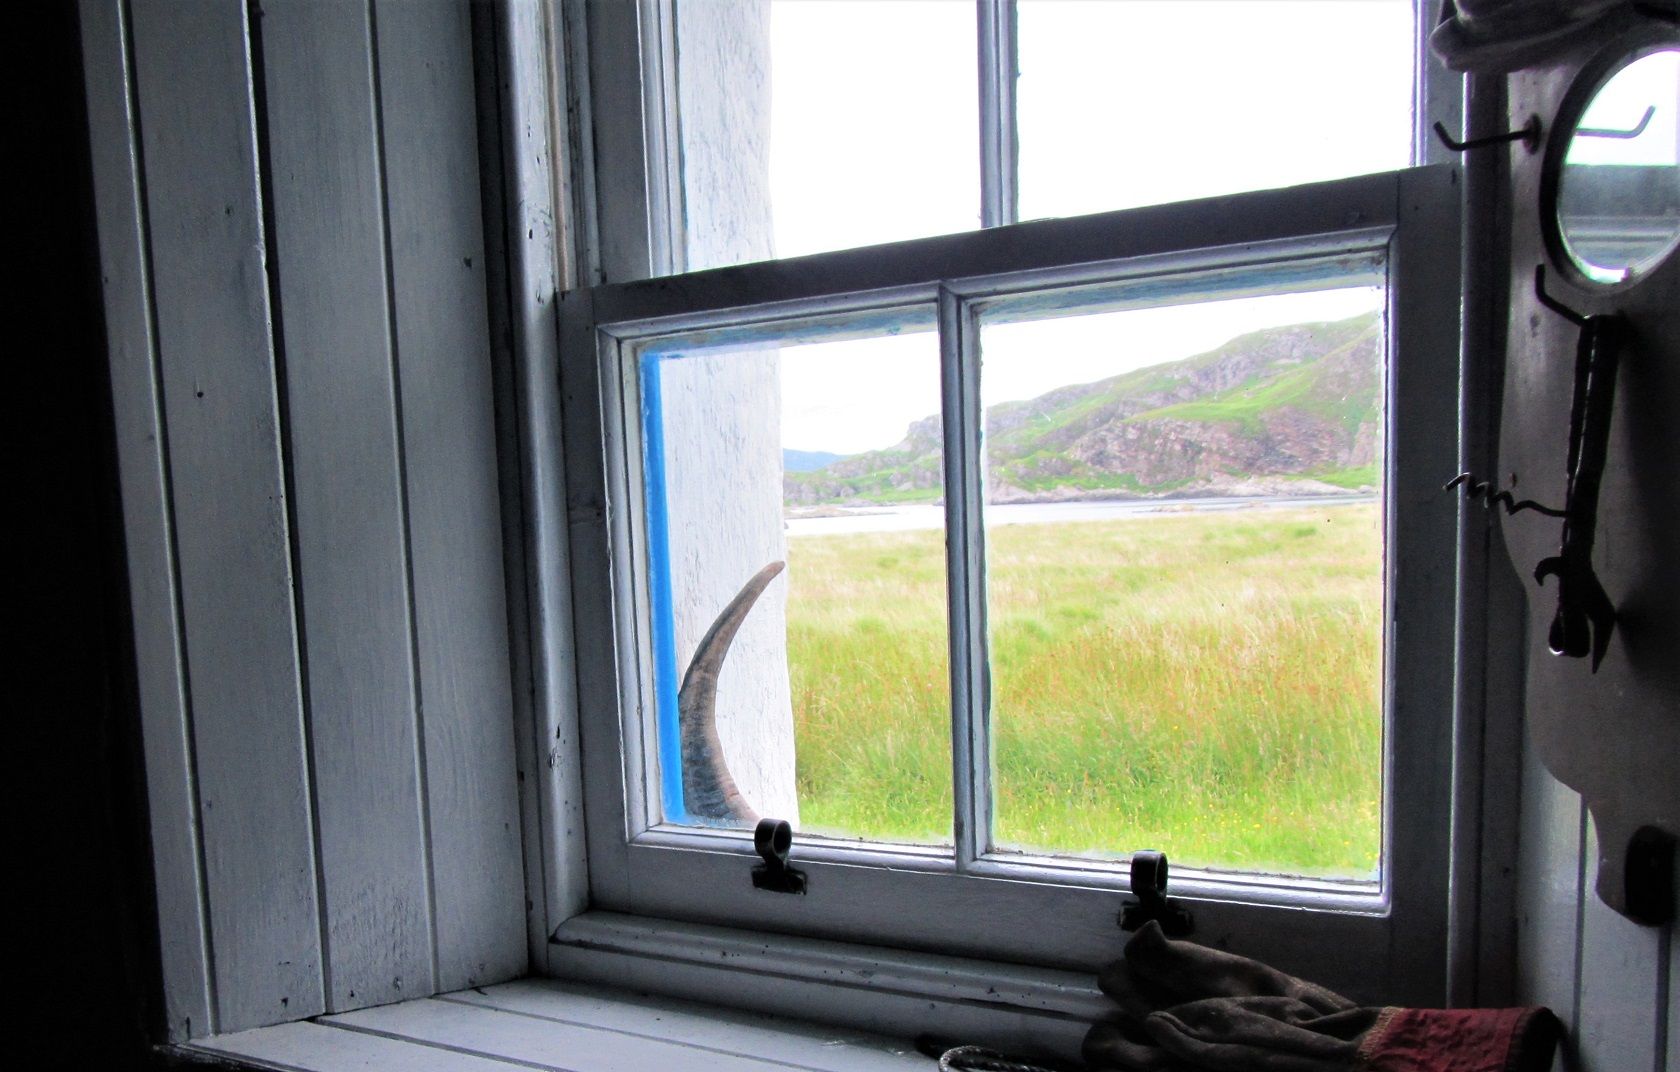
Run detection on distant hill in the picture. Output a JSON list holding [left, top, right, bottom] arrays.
[[784, 312, 1382, 507], [782, 448, 847, 473]]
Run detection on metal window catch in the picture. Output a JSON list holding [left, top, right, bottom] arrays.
[[1119, 850, 1193, 937], [1431, 115, 1541, 153], [751, 818, 806, 895]]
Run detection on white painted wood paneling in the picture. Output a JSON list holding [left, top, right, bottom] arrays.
[[198, 984, 933, 1071], [372, 0, 527, 991], [1666, 929, 1676, 1072], [257, 0, 434, 1012], [77, 0, 215, 1042], [193, 1020, 527, 1072], [448, 980, 927, 1072], [485, 0, 591, 973], [1516, 730, 1585, 1018], [126, 0, 323, 1032], [324, 998, 803, 1072], [1575, 819, 1665, 1072]]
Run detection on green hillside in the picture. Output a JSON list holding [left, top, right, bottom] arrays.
[[785, 312, 1382, 507]]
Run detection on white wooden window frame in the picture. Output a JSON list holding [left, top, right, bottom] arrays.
[[527, 0, 1483, 1030], [570, 0, 1461, 283], [557, 165, 1463, 1007]]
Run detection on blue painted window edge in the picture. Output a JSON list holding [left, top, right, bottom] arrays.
[[640, 353, 687, 823]]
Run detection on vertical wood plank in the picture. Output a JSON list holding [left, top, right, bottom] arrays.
[[373, 0, 527, 989], [1665, 927, 1675, 1072], [1576, 818, 1664, 1072], [78, 0, 215, 1040], [126, 0, 323, 1031], [485, 0, 593, 969], [1515, 736, 1583, 1021], [256, 0, 434, 1011]]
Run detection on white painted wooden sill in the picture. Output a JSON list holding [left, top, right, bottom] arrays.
[[184, 911, 1120, 1070], [184, 978, 939, 1072]]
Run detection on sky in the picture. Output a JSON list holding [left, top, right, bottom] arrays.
[[774, 287, 1383, 455], [701, 1, 1421, 454]]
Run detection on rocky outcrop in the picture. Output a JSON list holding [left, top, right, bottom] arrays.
[[785, 312, 1382, 506]]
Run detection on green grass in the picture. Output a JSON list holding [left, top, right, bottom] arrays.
[[784, 503, 1383, 878]]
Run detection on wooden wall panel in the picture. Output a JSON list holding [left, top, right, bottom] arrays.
[[1575, 820, 1665, 1072], [1667, 932, 1677, 1072], [78, 0, 215, 1042], [257, 0, 435, 1011], [372, 0, 527, 989], [126, 0, 324, 1032], [1515, 732, 1584, 1019]]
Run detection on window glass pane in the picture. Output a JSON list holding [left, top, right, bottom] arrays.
[[978, 285, 1386, 879], [641, 326, 952, 844], [1016, 0, 1414, 220], [675, 0, 980, 271]]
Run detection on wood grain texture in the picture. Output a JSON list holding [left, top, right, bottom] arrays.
[[372, 0, 527, 990], [257, 0, 434, 1012], [488, 0, 592, 970], [193, 1020, 528, 1072], [127, 0, 323, 1032], [77, 0, 215, 1041]]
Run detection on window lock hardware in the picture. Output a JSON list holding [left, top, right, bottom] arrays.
[[1119, 850, 1193, 937], [1431, 115, 1541, 153], [751, 818, 806, 895]]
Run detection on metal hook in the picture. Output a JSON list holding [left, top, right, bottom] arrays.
[[1432, 115, 1541, 153], [1578, 104, 1657, 140], [1535, 265, 1590, 327]]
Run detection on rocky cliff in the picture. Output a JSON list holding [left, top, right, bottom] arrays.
[[784, 311, 1382, 507]]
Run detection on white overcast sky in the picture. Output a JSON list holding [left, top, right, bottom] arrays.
[[745, 2, 1678, 454], [747, 1, 1406, 454]]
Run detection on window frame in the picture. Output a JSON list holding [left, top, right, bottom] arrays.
[[570, 0, 1461, 283], [558, 166, 1463, 1002]]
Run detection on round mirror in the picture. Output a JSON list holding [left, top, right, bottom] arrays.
[[1554, 47, 1680, 286]]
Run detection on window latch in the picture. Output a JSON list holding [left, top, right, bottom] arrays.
[[1120, 850, 1193, 937], [751, 818, 806, 895]]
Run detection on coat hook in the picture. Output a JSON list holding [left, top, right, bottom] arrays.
[[1578, 104, 1657, 140], [1432, 115, 1541, 153], [1534, 264, 1589, 327]]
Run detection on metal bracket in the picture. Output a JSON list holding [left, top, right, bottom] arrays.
[[751, 818, 806, 895], [1118, 850, 1193, 937]]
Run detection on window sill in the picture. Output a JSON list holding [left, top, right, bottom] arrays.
[[181, 977, 936, 1071]]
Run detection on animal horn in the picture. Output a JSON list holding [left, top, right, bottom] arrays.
[[677, 560, 785, 823]]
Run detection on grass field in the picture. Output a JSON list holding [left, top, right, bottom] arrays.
[[784, 502, 1383, 878]]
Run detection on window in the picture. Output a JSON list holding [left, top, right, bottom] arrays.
[[557, 0, 1465, 1004]]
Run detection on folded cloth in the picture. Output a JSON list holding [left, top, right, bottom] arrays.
[[1084, 922, 1560, 1072]]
